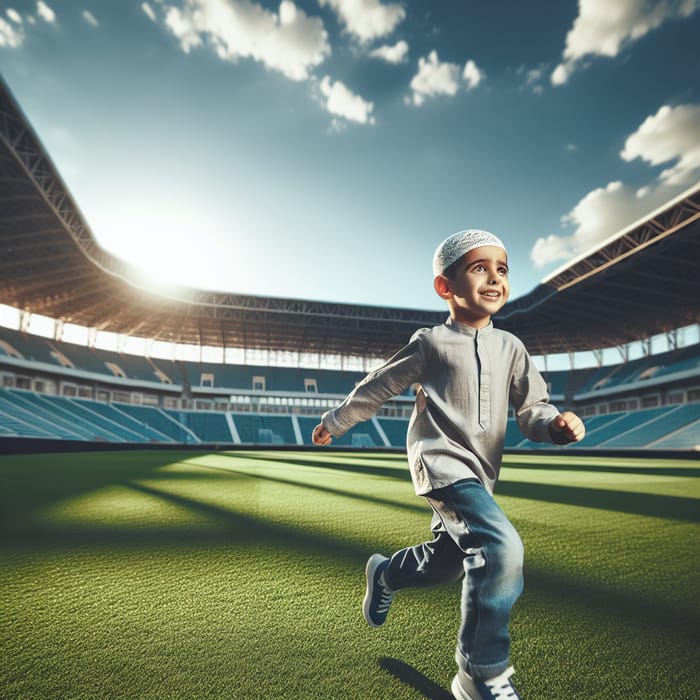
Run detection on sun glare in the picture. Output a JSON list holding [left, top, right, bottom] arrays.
[[92, 208, 222, 297]]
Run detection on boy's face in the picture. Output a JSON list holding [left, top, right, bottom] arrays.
[[434, 245, 510, 328]]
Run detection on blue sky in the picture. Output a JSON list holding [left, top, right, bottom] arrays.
[[2, 0, 700, 312]]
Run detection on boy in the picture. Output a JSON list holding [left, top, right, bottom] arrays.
[[312, 229, 584, 700]]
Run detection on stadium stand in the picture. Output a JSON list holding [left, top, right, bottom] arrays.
[[377, 417, 410, 448], [0, 388, 89, 440], [50, 396, 151, 442], [1, 322, 699, 450], [594, 404, 700, 448], [232, 414, 297, 445], [541, 370, 568, 400], [173, 411, 232, 443], [652, 419, 700, 450], [116, 404, 190, 443], [295, 415, 380, 447]]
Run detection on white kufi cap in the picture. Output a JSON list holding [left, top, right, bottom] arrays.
[[432, 229, 507, 276]]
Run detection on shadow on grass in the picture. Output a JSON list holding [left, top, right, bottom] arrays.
[[231, 452, 410, 482], [504, 459, 700, 478], [498, 481, 700, 522], [0, 450, 199, 520], [523, 565, 700, 643], [223, 452, 700, 522], [379, 657, 453, 700], [4, 469, 698, 646], [122, 481, 373, 559], [194, 462, 428, 515], [119, 481, 700, 641], [2, 477, 372, 561]]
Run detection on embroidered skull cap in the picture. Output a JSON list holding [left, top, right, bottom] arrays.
[[432, 229, 507, 276]]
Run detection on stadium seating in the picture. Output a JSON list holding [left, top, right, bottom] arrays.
[[0, 330, 58, 366], [1, 325, 698, 450], [165, 410, 231, 444], [596, 404, 700, 448], [80, 401, 171, 442], [652, 419, 700, 450], [116, 404, 192, 442], [50, 396, 151, 442], [541, 370, 568, 399], [377, 417, 408, 447], [0, 389, 89, 440], [296, 415, 383, 447], [233, 414, 296, 445]]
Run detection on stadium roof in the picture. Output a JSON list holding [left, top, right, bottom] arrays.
[[1, 77, 699, 359]]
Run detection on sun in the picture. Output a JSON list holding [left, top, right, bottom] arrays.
[[89, 208, 218, 297]]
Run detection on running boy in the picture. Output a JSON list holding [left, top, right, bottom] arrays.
[[312, 229, 585, 700]]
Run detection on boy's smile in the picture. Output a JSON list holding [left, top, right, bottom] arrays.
[[434, 245, 510, 328]]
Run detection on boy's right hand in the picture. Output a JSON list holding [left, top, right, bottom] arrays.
[[312, 423, 332, 446]]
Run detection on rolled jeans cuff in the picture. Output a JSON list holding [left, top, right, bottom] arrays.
[[456, 649, 511, 681]]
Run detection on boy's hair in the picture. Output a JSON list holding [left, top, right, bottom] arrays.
[[442, 255, 465, 280]]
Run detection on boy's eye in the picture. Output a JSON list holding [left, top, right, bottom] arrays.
[[499, 267, 509, 275]]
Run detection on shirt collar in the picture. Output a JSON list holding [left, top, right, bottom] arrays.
[[445, 317, 493, 337]]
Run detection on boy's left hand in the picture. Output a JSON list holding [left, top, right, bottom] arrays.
[[312, 423, 333, 446], [549, 411, 585, 444]]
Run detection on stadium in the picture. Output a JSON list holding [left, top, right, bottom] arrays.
[[1, 74, 699, 699]]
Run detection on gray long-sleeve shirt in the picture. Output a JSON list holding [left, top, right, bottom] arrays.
[[321, 318, 560, 495]]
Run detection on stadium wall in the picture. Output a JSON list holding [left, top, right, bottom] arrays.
[[1, 436, 697, 461]]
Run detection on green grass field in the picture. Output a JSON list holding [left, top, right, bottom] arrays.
[[1, 448, 698, 699]]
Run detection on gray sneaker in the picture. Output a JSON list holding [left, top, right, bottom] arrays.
[[362, 554, 394, 627], [450, 666, 522, 700]]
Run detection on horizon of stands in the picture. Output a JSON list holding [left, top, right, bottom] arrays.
[[2, 325, 699, 400], [1, 387, 698, 451], [1, 326, 699, 451]]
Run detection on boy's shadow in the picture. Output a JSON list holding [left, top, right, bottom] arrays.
[[379, 657, 453, 699]]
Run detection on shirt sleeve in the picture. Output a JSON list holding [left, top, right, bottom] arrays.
[[322, 332, 426, 438], [508, 342, 560, 444]]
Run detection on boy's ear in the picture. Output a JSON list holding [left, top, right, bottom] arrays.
[[434, 274, 453, 300]]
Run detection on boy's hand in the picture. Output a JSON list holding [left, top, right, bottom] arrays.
[[312, 423, 333, 446], [549, 411, 585, 445]]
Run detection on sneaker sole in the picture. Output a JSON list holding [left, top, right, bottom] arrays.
[[450, 675, 476, 700], [362, 553, 388, 628]]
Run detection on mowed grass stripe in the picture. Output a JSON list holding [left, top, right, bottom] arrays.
[[1, 449, 698, 699]]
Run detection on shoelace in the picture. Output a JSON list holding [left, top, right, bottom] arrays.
[[485, 669, 518, 699], [375, 586, 393, 612]]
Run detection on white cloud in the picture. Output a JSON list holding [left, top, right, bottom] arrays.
[[0, 17, 23, 46], [369, 39, 408, 64], [409, 51, 484, 107], [551, 0, 699, 85], [161, 0, 330, 81], [520, 64, 547, 94], [462, 59, 484, 90], [36, 1, 55, 23], [530, 181, 671, 268], [526, 66, 542, 84], [319, 76, 375, 125], [531, 101, 700, 268], [530, 233, 576, 268], [142, 3, 157, 22], [82, 10, 98, 27], [318, 0, 405, 43], [550, 62, 570, 87], [621, 103, 700, 186], [6, 8, 22, 23]]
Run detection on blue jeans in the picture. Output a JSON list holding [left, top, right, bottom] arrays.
[[384, 478, 524, 680]]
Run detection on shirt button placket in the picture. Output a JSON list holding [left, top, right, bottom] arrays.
[[477, 334, 490, 430]]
